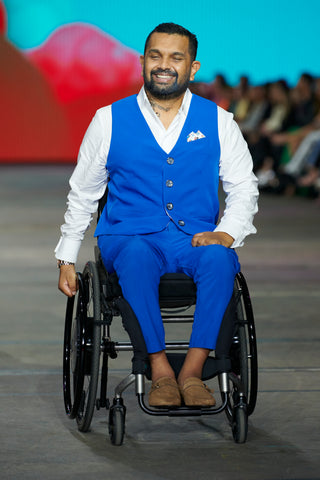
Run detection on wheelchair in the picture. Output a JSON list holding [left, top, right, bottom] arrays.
[[62, 190, 257, 445], [62, 238, 258, 445]]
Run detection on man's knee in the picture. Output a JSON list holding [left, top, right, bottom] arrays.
[[114, 236, 162, 274], [196, 245, 240, 279], [118, 236, 154, 261]]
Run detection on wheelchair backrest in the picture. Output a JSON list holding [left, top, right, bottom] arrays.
[[97, 187, 108, 222]]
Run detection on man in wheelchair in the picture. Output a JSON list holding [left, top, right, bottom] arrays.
[[56, 23, 258, 409]]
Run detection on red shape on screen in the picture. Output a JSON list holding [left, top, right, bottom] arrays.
[[0, 0, 7, 34], [27, 23, 142, 102], [1, 22, 143, 162], [0, 36, 71, 162]]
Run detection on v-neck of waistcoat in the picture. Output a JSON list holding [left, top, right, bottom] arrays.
[[134, 94, 196, 156]]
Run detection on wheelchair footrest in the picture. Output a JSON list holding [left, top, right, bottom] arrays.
[[137, 392, 228, 416]]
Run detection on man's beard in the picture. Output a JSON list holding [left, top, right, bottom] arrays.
[[143, 68, 190, 100]]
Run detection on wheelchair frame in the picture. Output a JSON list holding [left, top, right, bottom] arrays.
[[63, 249, 258, 446]]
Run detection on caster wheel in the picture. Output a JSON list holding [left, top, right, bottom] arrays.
[[232, 405, 248, 444], [109, 402, 126, 446]]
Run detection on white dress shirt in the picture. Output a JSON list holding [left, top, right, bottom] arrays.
[[55, 87, 258, 263]]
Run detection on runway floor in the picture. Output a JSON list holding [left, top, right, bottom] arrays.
[[1, 165, 320, 479]]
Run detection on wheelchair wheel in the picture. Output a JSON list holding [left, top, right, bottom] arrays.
[[226, 273, 258, 432], [109, 400, 126, 446], [63, 277, 86, 419], [234, 273, 257, 414], [63, 261, 101, 432]]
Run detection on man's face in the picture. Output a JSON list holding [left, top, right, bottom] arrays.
[[141, 32, 200, 100]]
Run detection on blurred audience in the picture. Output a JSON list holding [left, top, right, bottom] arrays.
[[192, 72, 320, 200]]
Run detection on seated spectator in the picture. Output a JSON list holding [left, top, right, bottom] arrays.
[[291, 73, 318, 127], [229, 75, 251, 122], [283, 128, 320, 177], [260, 80, 292, 135], [270, 130, 320, 196], [247, 80, 293, 182], [298, 161, 320, 191], [237, 84, 270, 136], [205, 74, 232, 110], [271, 76, 320, 155], [295, 146, 320, 199]]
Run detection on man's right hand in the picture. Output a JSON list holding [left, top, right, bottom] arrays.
[[58, 264, 78, 297]]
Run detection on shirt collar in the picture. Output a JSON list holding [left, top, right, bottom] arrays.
[[137, 86, 192, 117]]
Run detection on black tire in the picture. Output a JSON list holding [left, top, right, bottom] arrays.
[[237, 273, 258, 416], [229, 273, 258, 417], [232, 405, 248, 444], [76, 261, 102, 432], [63, 275, 86, 419], [109, 404, 126, 446]]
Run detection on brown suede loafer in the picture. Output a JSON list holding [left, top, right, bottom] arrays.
[[148, 377, 181, 407], [180, 377, 216, 407]]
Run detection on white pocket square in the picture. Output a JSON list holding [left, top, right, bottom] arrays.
[[187, 130, 206, 142]]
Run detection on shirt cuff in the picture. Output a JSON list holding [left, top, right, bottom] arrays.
[[214, 219, 257, 248], [54, 237, 82, 264]]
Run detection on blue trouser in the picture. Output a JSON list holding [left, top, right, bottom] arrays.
[[98, 221, 240, 354]]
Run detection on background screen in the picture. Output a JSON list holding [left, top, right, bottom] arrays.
[[1, 0, 319, 162]]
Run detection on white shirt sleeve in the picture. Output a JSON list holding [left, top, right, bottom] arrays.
[[54, 106, 111, 262], [55, 96, 258, 263], [215, 106, 259, 248]]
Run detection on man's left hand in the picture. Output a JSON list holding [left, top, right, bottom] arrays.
[[191, 231, 234, 248]]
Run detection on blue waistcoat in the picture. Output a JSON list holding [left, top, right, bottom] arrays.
[[95, 93, 221, 237]]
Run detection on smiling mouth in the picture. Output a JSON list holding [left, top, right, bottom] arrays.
[[155, 73, 174, 78], [152, 69, 176, 76], [152, 72, 176, 83]]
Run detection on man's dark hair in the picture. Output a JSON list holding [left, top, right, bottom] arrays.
[[144, 23, 198, 62]]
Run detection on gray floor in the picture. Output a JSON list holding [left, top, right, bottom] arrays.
[[1, 165, 320, 480]]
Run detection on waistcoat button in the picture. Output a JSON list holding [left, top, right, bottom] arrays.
[[166, 203, 173, 210], [166, 180, 173, 187], [178, 220, 185, 226], [167, 157, 174, 165]]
